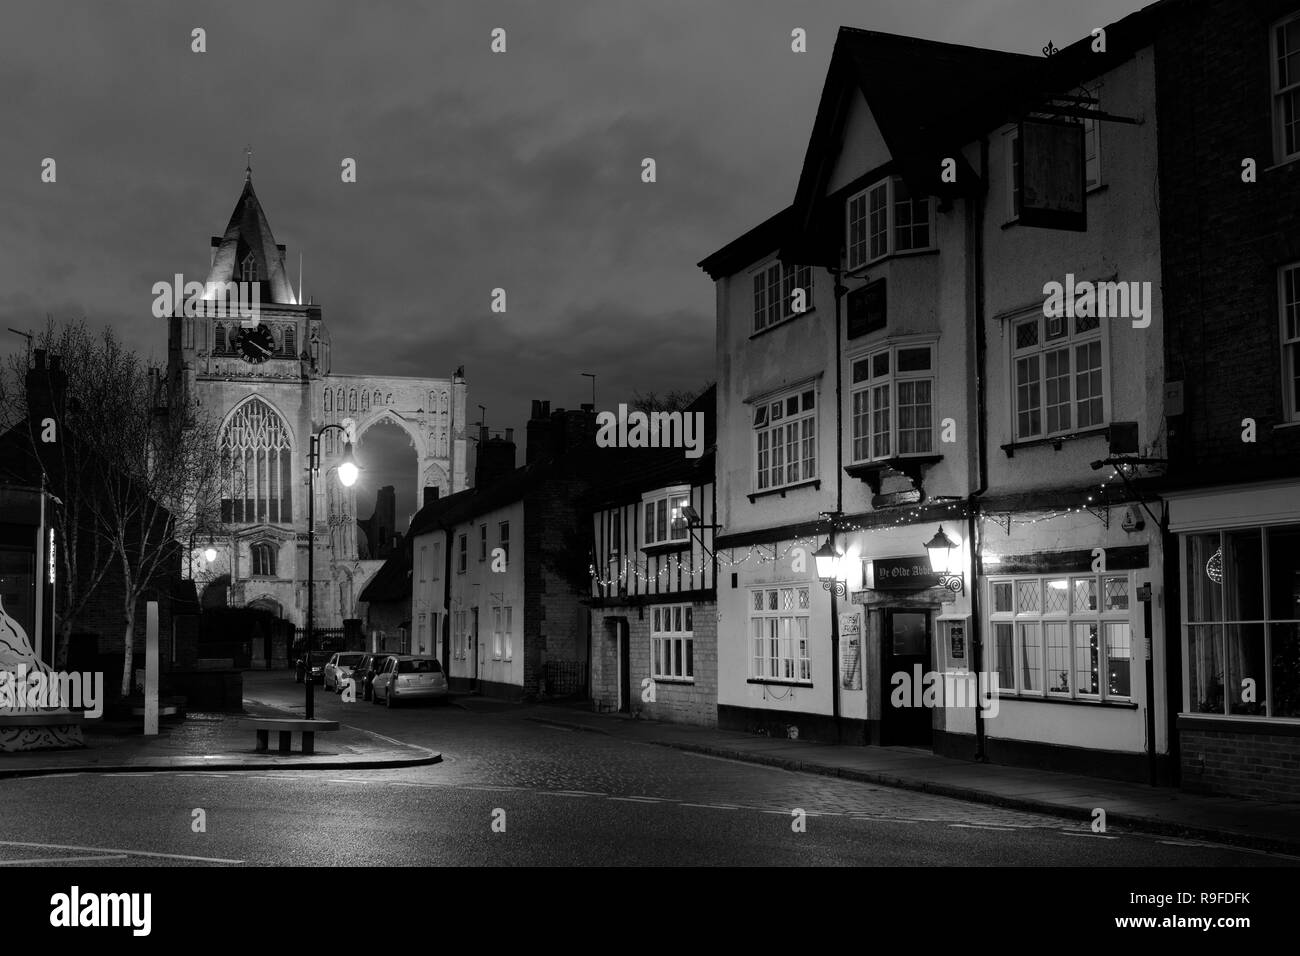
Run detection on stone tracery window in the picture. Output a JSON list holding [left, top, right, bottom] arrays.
[[220, 399, 293, 524]]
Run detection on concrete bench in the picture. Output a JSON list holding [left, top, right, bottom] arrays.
[[244, 717, 340, 755], [0, 711, 87, 752]]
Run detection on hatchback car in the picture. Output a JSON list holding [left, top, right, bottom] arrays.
[[371, 655, 449, 707], [324, 652, 366, 693]]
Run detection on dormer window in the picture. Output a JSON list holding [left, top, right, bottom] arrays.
[[241, 252, 258, 283], [642, 486, 691, 549], [846, 176, 933, 270], [751, 260, 812, 333]]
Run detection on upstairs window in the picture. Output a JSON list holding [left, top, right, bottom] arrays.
[[1282, 263, 1300, 422], [847, 176, 933, 270], [499, 521, 510, 565], [752, 261, 812, 333], [753, 387, 817, 492], [1275, 12, 1300, 162], [642, 487, 690, 549], [1011, 309, 1106, 440], [479, 524, 487, 561], [851, 343, 935, 461], [458, 534, 467, 573]]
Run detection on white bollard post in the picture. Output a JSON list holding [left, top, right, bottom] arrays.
[[144, 601, 159, 736]]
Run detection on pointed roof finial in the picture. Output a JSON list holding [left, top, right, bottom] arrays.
[[244, 145, 252, 180]]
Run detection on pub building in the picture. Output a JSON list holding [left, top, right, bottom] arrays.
[[701, 17, 1176, 782]]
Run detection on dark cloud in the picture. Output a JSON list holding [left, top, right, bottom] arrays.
[[0, 0, 1151, 446]]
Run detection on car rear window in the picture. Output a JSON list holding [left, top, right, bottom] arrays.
[[398, 659, 442, 673], [339, 654, 364, 665]]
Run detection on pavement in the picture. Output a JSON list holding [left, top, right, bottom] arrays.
[[0, 693, 440, 778], [525, 703, 1300, 856]]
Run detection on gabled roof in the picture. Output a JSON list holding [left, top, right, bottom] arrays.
[[357, 541, 411, 604], [205, 175, 297, 305], [703, 3, 1181, 276]]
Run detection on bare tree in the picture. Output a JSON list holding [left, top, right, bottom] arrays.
[[3, 320, 221, 694], [629, 386, 706, 414], [1, 322, 117, 669]]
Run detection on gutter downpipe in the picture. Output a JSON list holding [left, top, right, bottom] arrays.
[[969, 137, 990, 763]]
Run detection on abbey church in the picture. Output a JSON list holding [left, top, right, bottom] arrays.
[[165, 170, 469, 629]]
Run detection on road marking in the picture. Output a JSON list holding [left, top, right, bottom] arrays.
[[849, 817, 923, 824], [549, 790, 606, 797], [681, 803, 739, 810], [1060, 831, 1118, 839], [1160, 840, 1215, 848], [341, 725, 410, 748], [325, 779, 369, 785], [0, 840, 243, 865], [0, 854, 130, 866], [610, 796, 666, 803], [948, 824, 1017, 831], [540, 725, 575, 732]]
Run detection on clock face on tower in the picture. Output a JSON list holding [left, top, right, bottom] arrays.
[[235, 324, 276, 363]]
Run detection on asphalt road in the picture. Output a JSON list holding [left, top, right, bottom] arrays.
[[1, 673, 1296, 867]]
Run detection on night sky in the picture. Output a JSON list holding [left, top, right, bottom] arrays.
[[0, 0, 1150, 521]]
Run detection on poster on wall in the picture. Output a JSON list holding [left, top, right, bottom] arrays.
[[840, 612, 863, 690], [939, 616, 971, 671]]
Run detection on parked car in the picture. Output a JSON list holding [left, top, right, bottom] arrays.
[[294, 656, 327, 684], [354, 652, 395, 701], [371, 655, 448, 708], [324, 652, 366, 693]]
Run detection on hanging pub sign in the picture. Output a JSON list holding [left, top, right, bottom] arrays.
[[873, 555, 941, 591], [1016, 118, 1086, 231]]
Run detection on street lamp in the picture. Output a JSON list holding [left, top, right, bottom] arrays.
[[814, 524, 845, 742], [188, 528, 219, 580], [203, 542, 217, 563], [814, 538, 846, 597], [924, 526, 965, 594], [305, 424, 361, 719]]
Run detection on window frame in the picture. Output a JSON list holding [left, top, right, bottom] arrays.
[[499, 521, 510, 565], [1008, 306, 1110, 441], [457, 534, 467, 573], [751, 384, 818, 493], [641, 486, 691, 550], [987, 573, 1135, 702], [849, 340, 937, 463], [750, 258, 813, 334], [748, 585, 813, 684], [1273, 11, 1300, 164], [650, 603, 694, 681], [250, 541, 276, 577], [1281, 262, 1300, 423], [846, 176, 935, 271], [1180, 526, 1300, 720]]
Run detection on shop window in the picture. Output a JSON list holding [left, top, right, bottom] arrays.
[[652, 604, 694, 681], [1184, 525, 1300, 718]]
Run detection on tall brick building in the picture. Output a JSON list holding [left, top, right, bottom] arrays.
[[1157, 0, 1300, 800]]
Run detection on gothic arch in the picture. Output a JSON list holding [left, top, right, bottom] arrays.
[[355, 410, 423, 456]]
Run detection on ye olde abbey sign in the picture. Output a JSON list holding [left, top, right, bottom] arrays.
[[873, 556, 940, 591]]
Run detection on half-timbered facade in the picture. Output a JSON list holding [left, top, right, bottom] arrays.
[[587, 387, 718, 724]]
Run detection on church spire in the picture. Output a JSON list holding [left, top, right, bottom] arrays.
[[204, 170, 298, 305], [244, 145, 252, 181]]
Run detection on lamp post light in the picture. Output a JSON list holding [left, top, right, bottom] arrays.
[[305, 424, 360, 719], [924, 526, 965, 594], [813, 524, 845, 742], [188, 528, 219, 580]]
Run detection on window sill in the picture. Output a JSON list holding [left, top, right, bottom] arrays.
[[748, 479, 821, 503], [747, 678, 813, 687], [1262, 155, 1300, 174], [651, 676, 696, 685], [996, 693, 1137, 709], [847, 248, 938, 275], [1273, 420, 1300, 430], [750, 309, 816, 340], [1001, 426, 1108, 457]]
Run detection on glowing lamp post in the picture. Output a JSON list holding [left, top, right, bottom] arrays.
[[305, 426, 360, 718], [924, 526, 965, 594]]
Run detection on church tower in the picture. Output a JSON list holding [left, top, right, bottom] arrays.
[[167, 168, 468, 634]]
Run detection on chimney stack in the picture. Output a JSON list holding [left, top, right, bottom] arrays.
[[526, 399, 553, 465], [475, 429, 517, 489]]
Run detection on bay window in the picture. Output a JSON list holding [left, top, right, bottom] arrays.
[[851, 343, 935, 461], [754, 387, 817, 492], [846, 176, 934, 270]]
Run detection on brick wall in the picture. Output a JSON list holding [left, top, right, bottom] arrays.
[[1180, 727, 1300, 801], [589, 602, 717, 726], [523, 474, 591, 697], [1157, 0, 1300, 481]]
